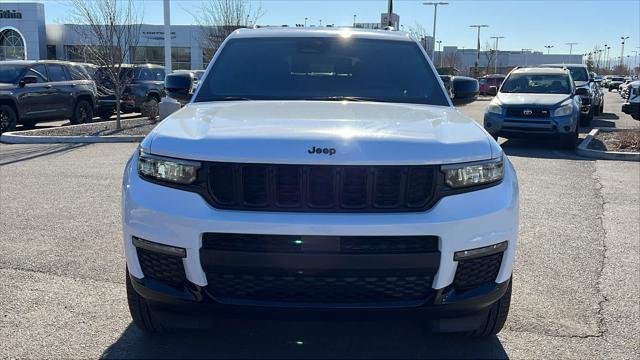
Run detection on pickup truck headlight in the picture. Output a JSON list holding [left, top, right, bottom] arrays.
[[138, 150, 201, 185], [553, 103, 574, 117], [442, 156, 504, 188], [486, 102, 503, 115]]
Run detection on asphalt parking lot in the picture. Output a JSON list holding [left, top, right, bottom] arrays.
[[0, 92, 638, 359]]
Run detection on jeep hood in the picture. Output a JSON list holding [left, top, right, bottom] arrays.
[[496, 93, 571, 107], [144, 101, 496, 165]]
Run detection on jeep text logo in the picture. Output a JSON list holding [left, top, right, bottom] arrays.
[[307, 146, 336, 155]]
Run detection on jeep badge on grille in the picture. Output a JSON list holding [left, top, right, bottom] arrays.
[[307, 146, 336, 155]]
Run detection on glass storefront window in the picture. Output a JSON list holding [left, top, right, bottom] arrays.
[[132, 46, 191, 70], [0, 29, 26, 60]]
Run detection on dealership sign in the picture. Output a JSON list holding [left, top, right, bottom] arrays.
[[0, 10, 22, 19]]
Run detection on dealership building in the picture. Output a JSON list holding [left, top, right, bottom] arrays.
[[1, 2, 213, 70], [2, 2, 582, 72]]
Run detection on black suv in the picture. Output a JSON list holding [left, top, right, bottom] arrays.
[[94, 64, 165, 120], [0, 60, 97, 133]]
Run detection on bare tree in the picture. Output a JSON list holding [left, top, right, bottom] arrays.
[[191, 0, 264, 66], [483, 41, 496, 76], [69, 0, 142, 129], [443, 52, 461, 69], [408, 23, 432, 55]]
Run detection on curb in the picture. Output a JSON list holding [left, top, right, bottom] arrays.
[[576, 128, 640, 161], [1, 132, 144, 144]]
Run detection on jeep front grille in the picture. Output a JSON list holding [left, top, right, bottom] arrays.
[[206, 163, 437, 212]]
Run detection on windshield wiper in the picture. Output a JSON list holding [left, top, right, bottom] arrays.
[[302, 96, 391, 103]]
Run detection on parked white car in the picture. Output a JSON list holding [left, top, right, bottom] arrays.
[[122, 28, 519, 337]]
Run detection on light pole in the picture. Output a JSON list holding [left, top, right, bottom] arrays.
[[319, 19, 322, 27], [163, 0, 171, 73], [490, 36, 504, 73], [522, 48, 533, 66], [304, 17, 308, 27], [620, 36, 629, 67], [423, 2, 448, 61], [470, 24, 488, 76], [436, 40, 443, 68], [634, 50, 639, 76], [544, 45, 554, 54], [606, 45, 612, 70], [565, 42, 577, 55], [353, 14, 356, 27]]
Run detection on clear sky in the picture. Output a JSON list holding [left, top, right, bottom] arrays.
[[14, 0, 640, 59]]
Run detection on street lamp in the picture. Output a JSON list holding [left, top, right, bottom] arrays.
[[436, 40, 443, 68], [470, 24, 488, 76], [544, 45, 554, 54], [620, 36, 630, 66], [565, 42, 577, 55], [490, 36, 504, 73], [423, 2, 449, 61], [522, 48, 533, 66], [304, 17, 308, 27], [353, 14, 356, 27]]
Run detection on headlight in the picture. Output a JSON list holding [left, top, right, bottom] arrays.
[[138, 150, 201, 185], [487, 102, 503, 115], [442, 156, 504, 188], [554, 103, 574, 117]]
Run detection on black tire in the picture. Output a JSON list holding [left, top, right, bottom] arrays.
[[98, 109, 113, 121], [580, 110, 593, 127], [593, 102, 600, 116], [70, 100, 94, 125], [126, 270, 165, 334], [561, 126, 579, 150], [0, 104, 18, 133], [141, 97, 159, 120], [600, 101, 604, 115], [466, 280, 512, 337]]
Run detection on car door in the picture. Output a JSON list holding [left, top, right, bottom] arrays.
[[16, 64, 55, 120], [46, 63, 75, 118]]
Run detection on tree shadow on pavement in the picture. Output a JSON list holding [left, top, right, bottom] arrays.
[[101, 320, 507, 359], [0, 143, 89, 166], [592, 113, 620, 128], [499, 137, 592, 161]]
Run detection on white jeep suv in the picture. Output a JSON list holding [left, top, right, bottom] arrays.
[[122, 28, 519, 337]]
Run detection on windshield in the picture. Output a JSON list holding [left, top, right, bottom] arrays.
[[0, 64, 27, 83], [195, 37, 449, 106], [567, 67, 589, 82], [501, 73, 572, 94]]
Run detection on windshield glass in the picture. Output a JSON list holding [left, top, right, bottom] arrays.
[[195, 37, 449, 106], [501, 73, 571, 94], [0, 64, 27, 83]]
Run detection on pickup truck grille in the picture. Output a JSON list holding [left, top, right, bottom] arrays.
[[206, 163, 437, 212]]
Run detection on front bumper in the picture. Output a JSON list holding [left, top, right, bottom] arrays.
[[622, 102, 639, 117], [122, 152, 519, 315], [484, 111, 577, 137]]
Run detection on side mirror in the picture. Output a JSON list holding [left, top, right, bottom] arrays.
[[575, 87, 589, 96], [164, 72, 194, 103], [19, 76, 38, 87], [487, 86, 498, 96], [451, 76, 480, 105]]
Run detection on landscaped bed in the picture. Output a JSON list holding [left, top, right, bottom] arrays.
[[12, 118, 157, 137], [588, 129, 640, 153]]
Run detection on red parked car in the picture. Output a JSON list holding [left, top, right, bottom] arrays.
[[479, 74, 506, 95]]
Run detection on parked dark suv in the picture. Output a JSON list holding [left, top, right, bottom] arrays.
[[94, 64, 165, 120], [0, 60, 97, 133]]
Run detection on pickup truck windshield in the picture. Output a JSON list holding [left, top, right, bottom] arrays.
[[0, 64, 27, 83], [567, 67, 588, 82], [501, 73, 571, 94], [195, 37, 449, 106]]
